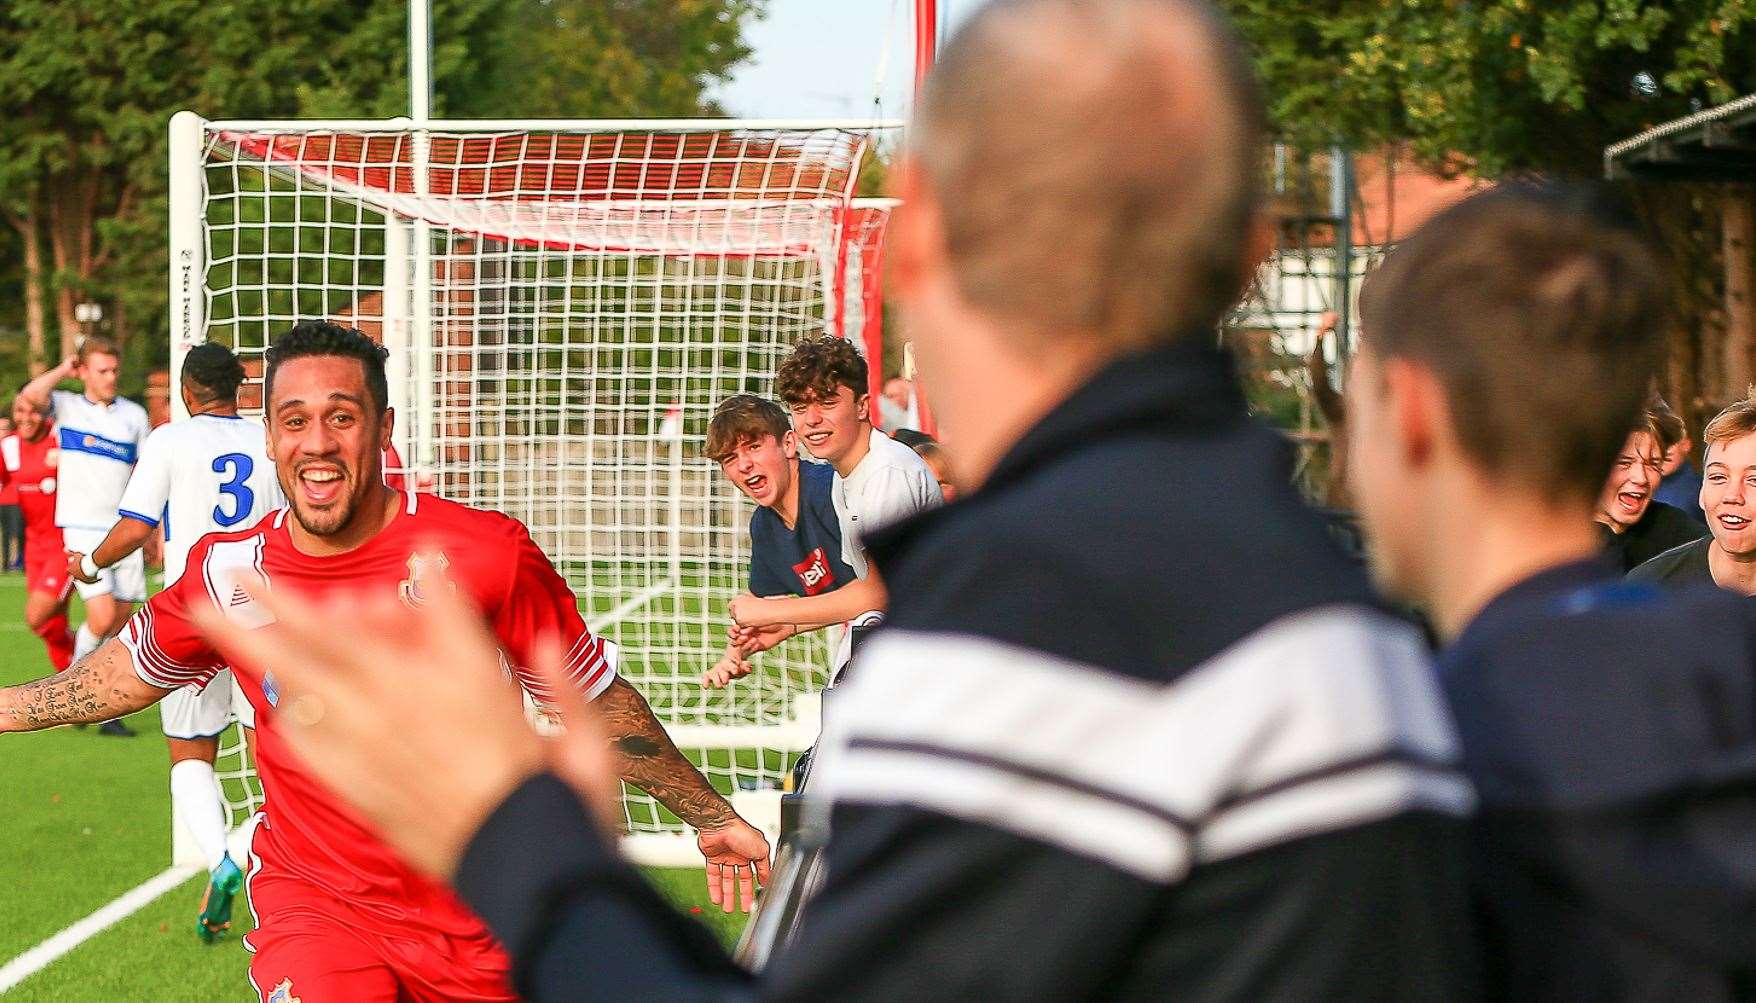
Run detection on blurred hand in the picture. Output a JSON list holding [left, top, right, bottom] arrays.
[[66, 551, 98, 584], [192, 581, 551, 879], [701, 650, 752, 689], [728, 621, 794, 656], [697, 816, 771, 913]]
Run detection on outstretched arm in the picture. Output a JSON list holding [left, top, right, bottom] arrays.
[[594, 677, 772, 909], [0, 638, 171, 732], [728, 570, 887, 630]]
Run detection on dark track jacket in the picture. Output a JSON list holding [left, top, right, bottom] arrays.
[[455, 342, 1481, 1001]]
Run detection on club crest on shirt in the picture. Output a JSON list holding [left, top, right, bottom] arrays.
[[792, 546, 834, 596], [400, 550, 456, 607], [267, 979, 301, 1003]]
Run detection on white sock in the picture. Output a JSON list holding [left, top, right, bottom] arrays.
[[169, 759, 230, 873], [74, 624, 99, 664]]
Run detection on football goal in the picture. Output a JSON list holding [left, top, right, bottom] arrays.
[[166, 111, 900, 866]]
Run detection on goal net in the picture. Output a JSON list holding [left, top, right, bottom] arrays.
[[166, 113, 899, 866]]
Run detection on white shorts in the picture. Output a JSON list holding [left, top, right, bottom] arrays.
[[159, 669, 255, 740], [61, 527, 146, 604]]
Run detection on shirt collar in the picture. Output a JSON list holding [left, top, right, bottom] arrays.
[[1450, 556, 1621, 654], [980, 337, 1246, 496]]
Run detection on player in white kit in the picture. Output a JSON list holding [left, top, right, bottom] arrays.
[[66, 343, 281, 943], [20, 338, 151, 736]]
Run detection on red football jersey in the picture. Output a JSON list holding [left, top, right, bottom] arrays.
[[119, 490, 615, 947], [0, 425, 62, 542]]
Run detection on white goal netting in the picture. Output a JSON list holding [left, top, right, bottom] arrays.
[[167, 114, 897, 864]]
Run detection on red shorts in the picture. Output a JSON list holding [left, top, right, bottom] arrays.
[[24, 537, 71, 602], [245, 865, 519, 1003]]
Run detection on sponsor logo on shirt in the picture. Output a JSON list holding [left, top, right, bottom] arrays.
[[792, 547, 834, 596], [400, 550, 457, 607]]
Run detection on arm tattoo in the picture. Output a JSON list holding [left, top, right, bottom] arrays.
[[0, 641, 162, 732], [596, 678, 737, 831]]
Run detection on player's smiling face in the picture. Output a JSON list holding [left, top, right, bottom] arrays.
[[10, 396, 43, 440], [786, 386, 867, 465], [718, 432, 796, 508], [1595, 431, 1663, 531], [1703, 434, 1756, 557], [267, 355, 391, 538]]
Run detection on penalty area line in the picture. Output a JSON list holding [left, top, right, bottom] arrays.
[[0, 863, 201, 994]]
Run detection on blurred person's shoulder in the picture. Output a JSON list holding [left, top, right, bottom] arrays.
[[1628, 537, 1712, 587], [1443, 567, 1756, 806]]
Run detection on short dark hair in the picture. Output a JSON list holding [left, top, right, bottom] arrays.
[[706, 394, 791, 462], [181, 343, 247, 403], [1645, 395, 1686, 451], [775, 336, 868, 407], [1358, 183, 1669, 503], [264, 321, 390, 412], [891, 428, 935, 449]]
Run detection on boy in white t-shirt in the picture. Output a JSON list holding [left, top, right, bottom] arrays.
[[729, 336, 940, 663]]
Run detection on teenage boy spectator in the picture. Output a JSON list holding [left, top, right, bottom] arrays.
[[1652, 400, 1705, 522], [1593, 406, 1704, 571], [1349, 182, 1756, 999], [727, 336, 939, 665], [188, 2, 1482, 997], [700, 395, 857, 689], [911, 439, 958, 503], [1631, 391, 1756, 595]]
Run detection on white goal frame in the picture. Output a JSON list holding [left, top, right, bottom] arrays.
[[167, 112, 900, 868]]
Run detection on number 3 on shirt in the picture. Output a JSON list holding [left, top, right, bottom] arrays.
[[212, 453, 255, 527]]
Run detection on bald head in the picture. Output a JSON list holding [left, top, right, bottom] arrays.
[[912, 0, 1264, 353]]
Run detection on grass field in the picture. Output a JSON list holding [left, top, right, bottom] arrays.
[[0, 573, 748, 1000]]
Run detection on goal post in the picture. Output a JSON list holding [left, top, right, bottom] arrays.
[[166, 112, 901, 867]]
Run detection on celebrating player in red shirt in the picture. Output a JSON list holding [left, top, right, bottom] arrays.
[[0, 322, 771, 1002], [0, 393, 74, 672]]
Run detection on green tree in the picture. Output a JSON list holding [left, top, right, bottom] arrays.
[[0, 0, 765, 389], [1217, 1, 1756, 177]]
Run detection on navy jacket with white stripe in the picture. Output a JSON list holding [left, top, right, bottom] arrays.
[[456, 342, 1481, 1000]]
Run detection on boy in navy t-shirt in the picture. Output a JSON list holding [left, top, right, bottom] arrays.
[[702, 394, 856, 687]]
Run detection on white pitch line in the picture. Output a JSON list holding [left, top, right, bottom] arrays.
[[0, 863, 200, 994], [588, 578, 673, 633]]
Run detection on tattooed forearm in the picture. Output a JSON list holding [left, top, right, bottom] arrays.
[[0, 640, 166, 733], [595, 678, 737, 831]]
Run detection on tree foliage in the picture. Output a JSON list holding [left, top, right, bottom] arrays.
[[0, 0, 764, 393], [1217, 1, 1756, 177]]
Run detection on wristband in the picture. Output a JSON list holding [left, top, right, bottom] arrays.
[[79, 554, 101, 580]]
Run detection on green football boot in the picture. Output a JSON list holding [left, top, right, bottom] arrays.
[[196, 855, 244, 943]]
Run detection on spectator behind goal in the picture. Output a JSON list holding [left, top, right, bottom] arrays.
[[1631, 389, 1756, 594], [701, 394, 857, 689], [1351, 182, 1756, 998], [727, 335, 940, 677], [1593, 401, 1705, 570], [189, 1, 1482, 998]]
